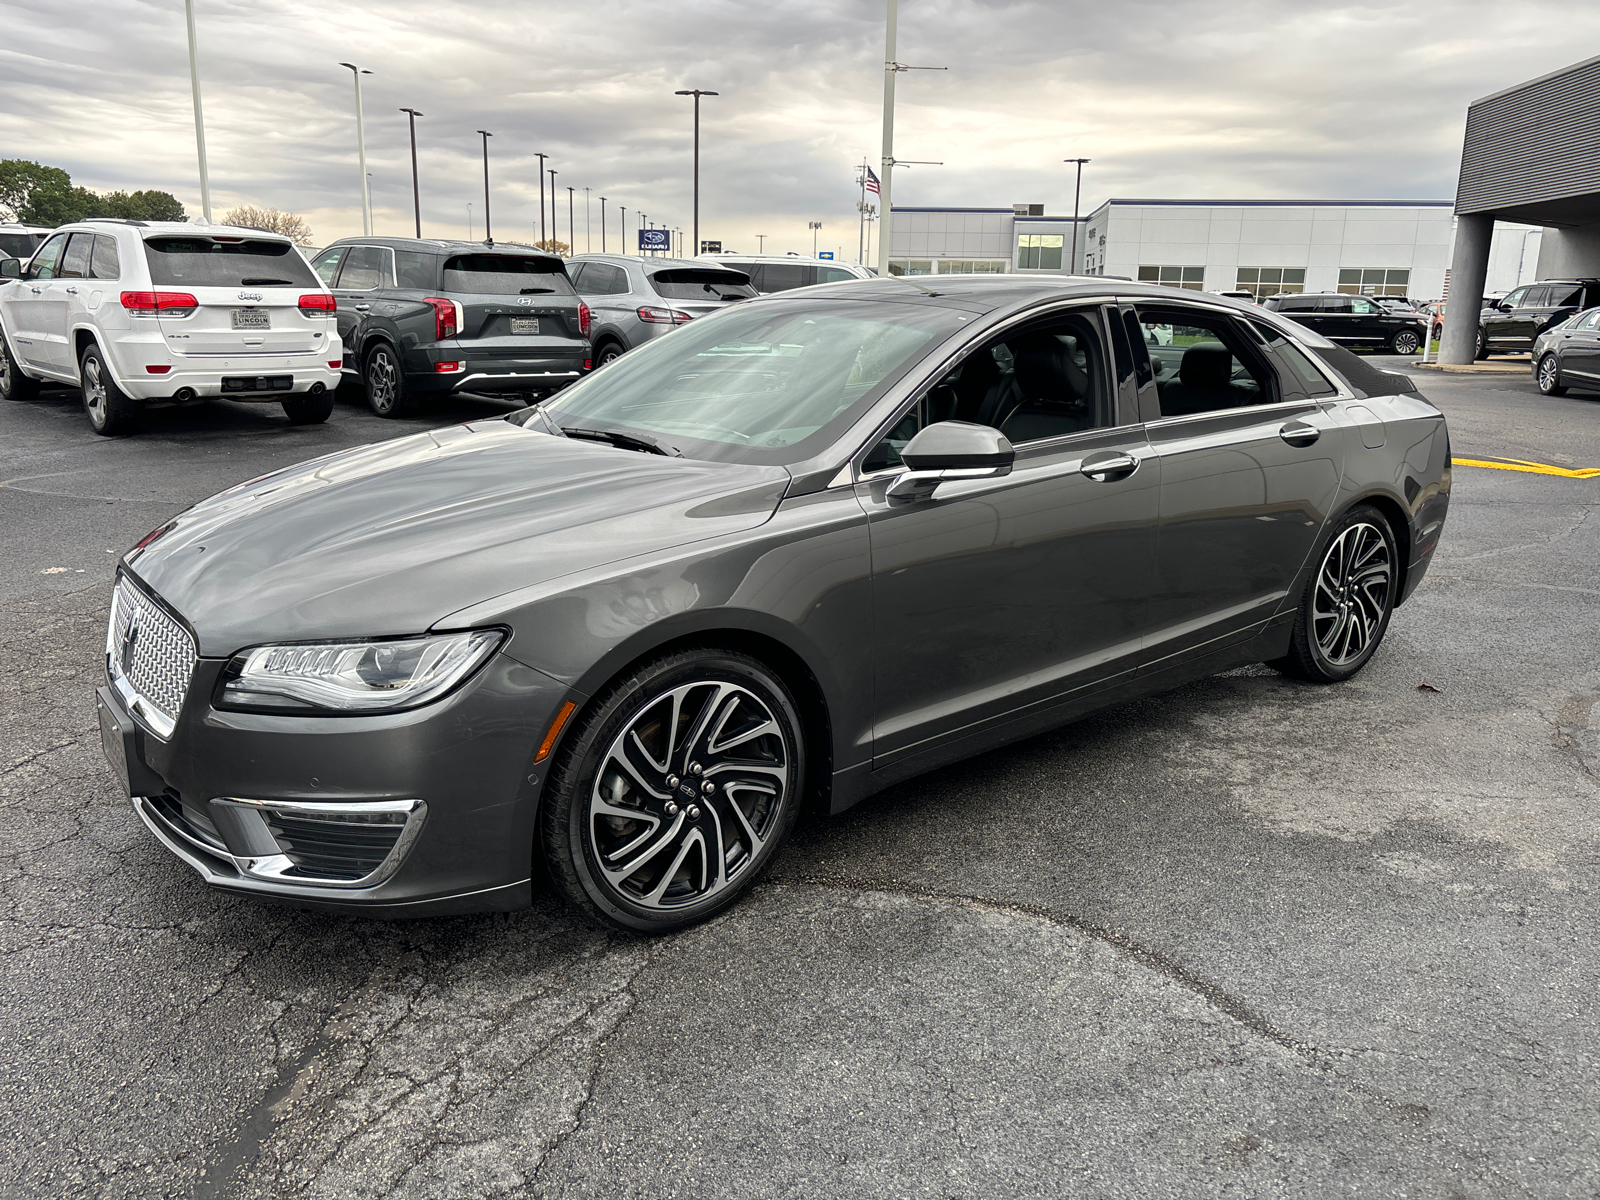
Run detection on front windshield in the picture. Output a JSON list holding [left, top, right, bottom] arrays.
[[543, 297, 968, 463]]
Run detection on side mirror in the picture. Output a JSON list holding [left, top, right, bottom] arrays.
[[0, 258, 19, 280], [887, 421, 1014, 501], [1496, 300, 1513, 311]]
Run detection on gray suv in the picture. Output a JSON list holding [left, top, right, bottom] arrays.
[[567, 255, 756, 366], [311, 238, 591, 416]]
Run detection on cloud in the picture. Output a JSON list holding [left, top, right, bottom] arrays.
[[2, 0, 1596, 256]]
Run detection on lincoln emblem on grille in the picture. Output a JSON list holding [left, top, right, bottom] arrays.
[[121, 611, 140, 676]]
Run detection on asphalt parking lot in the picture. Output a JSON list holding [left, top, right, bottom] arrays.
[[4, 360, 1599, 1199]]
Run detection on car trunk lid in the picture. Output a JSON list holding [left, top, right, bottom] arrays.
[[143, 234, 331, 358], [445, 251, 586, 354]]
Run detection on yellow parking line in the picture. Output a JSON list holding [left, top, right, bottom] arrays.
[[1451, 456, 1600, 478]]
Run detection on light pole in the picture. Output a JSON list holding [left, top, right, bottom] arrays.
[[584, 187, 592, 252], [1065, 157, 1090, 273], [567, 186, 575, 258], [339, 63, 374, 235], [808, 221, 822, 256], [466, 202, 473, 241], [548, 170, 558, 250], [183, 0, 212, 222], [600, 197, 607, 252], [535, 152, 548, 249], [641, 213, 648, 255], [619, 206, 626, 253], [476, 130, 493, 242], [876, 1, 946, 276], [756, 234, 766, 253], [674, 88, 719, 255], [400, 107, 424, 238]]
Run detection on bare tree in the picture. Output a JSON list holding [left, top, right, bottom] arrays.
[[221, 204, 314, 246]]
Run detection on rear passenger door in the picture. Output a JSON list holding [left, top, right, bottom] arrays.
[[1128, 302, 1345, 671], [573, 262, 636, 347]]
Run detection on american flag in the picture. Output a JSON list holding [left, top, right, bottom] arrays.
[[864, 167, 880, 195]]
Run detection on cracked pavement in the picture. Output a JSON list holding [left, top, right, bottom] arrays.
[[4, 367, 1600, 1197]]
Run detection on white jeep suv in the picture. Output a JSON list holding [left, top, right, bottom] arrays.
[[0, 220, 342, 435]]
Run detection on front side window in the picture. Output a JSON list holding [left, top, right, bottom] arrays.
[[543, 298, 967, 464], [443, 253, 574, 296], [311, 247, 344, 285], [1338, 267, 1410, 296], [90, 235, 121, 280], [1138, 265, 1206, 291], [335, 245, 395, 291], [1017, 234, 1064, 270], [863, 308, 1114, 471], [1135, 307, 1276, 417], [145, 236, 320, 287], [58, 233, 93, 279], [1236, 266, 1305, 302], [26, 233, 68, 281]]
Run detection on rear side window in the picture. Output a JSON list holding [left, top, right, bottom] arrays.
[[577, 262, 630, 295], [59, 233, 93, 279], [90, 235, 121, 280], [1134, 307, 1279, 417], [1251, 321, 1338, 398], [818, 266, 857, 284], [443, 253, 574, 296], [145, 237, 320, 287], [759, 263, 817, 292], [648, 268, 756, 300], [1548, 284, 1584, 308], [394, 251, 436, 290]]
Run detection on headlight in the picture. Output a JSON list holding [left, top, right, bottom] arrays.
[[217, 629, 504, 714]]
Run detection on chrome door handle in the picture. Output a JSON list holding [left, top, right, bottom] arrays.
[[354, 303, 371, 311], [1080, 451, 1139, 481], [29, 287, 41, 294], [64, 286, 78, 294], [1279, 420, 1320, 447]]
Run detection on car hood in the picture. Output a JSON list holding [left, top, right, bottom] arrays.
[[128, 421, 790, 656]]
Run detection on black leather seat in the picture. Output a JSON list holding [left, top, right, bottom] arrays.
[[1158, 342, 1237, 415], [975, 333, 1090, 430]]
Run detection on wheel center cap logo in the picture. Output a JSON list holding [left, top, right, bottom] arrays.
[[678, 782, 697, 799]]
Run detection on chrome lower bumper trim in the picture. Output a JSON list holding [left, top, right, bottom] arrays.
[[454, 370, 581, 391]]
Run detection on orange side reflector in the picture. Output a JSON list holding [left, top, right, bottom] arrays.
[[535, 700, 577, 763]]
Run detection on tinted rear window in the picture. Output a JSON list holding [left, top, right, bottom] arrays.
[[144, 237, 319, 287], [0, 233, 37, 259], [443, 254, 574, 296], [648, 268, 756, 301]]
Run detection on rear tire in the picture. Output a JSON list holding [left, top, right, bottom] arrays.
[[595, 341, 625, 368], [363, 343, 416, 417], [1268, 505, 1397, 684], [1536, 352, 1568, 396], [282, 391, 334, 424], [0, 331, 40, 401], [540, 647, 806, 934], [79, 342, 141, 436]]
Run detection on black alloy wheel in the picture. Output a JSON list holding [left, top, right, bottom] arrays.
[[363, 343, 416, 417], [541, 648, 805, 933], [1389, 328, 1421, 356], [1536, 352, 1568, 396], [0, 333, 40, 401], [282, 391, 334, 424], [79, 342, 141, 436], [1269, 505, 1397, 683]]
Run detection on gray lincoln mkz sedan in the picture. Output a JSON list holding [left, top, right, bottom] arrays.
[[99, 275, 1451, 933]]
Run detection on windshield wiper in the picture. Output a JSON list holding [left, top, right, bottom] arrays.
[[559, 425, 680, 456], [239, 277, 295, 285]]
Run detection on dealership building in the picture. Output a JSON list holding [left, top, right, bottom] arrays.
[[1440, 52, 1600, 362], [888, 199, 1540, 300]]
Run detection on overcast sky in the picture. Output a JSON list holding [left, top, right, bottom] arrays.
[[3, 0, 1597, 257]]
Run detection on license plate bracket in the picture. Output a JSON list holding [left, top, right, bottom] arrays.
[[98, 693, 133, 798], [231, 308, 270, 330], [510, 317, 541, 335]]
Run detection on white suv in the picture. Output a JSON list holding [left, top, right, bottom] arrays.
[[0, 220, 342, 435], [693, 252, 874, 293]]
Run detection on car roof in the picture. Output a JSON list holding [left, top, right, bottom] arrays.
[[698, 252, 869, 267], [760, 273, 1298, 314], [327, 235, 563, 260], [569, 254, 747, 273]]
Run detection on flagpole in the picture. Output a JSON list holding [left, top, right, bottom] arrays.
[[858, 158, 866, 264]]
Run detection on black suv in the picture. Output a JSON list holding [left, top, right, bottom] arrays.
[[310, 238, 591, 416], [1476, 279, 1600, 359], [1263, 292, 1428, 355]]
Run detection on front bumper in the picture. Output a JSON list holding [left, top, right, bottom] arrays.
[[99, 649, 576, 916]]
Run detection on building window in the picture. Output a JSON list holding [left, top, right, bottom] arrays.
[[888, 260, 934, 276], [1236, 267, 1306, 301], [1138, 265, 1205, 291], [936, 260, 1008, 274], [1017, 234, 1064, 270], [1338, 268, 1410, 296]]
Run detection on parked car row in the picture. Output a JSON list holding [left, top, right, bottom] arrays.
[[1263, 292, 1429, 355]]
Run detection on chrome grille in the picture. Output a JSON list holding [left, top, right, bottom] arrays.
[[107, 578, 197, 736]]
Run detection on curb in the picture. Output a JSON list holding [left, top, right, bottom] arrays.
[[1409, 360, 1532, 376]]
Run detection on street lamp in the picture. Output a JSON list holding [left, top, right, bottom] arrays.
[[876, 1, 946, 276], [535, 152, 548, 250], [1064, 157, 1090, 273], [674, 88, 719, 255], [183, 0, 212, 222], [808, 220, 822, 256], [548, 169, 559, 250], [584, 187, 592, 252], [600, 197, 607, 252], [400, 107, 424, 238], [566, 186, 575, 258], [338, 62, 374, 235], [466, 202, 473, 241], [756, 234, 766, 253], [619, 206, 626, 253], [476, 130, 493, 242]]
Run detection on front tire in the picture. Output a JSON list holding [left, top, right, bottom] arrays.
[[1536, 352, 1568, 396], [1389, 329, 1421, 356], [282, 390, 334, 424], [540, 648, 806, 934], [1269, 505, 1397, 683], [0, 331, 41, 401], [1474, 326, 1490, 360], [79, 342, 141, 436], [363, 343, 416, 417]]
